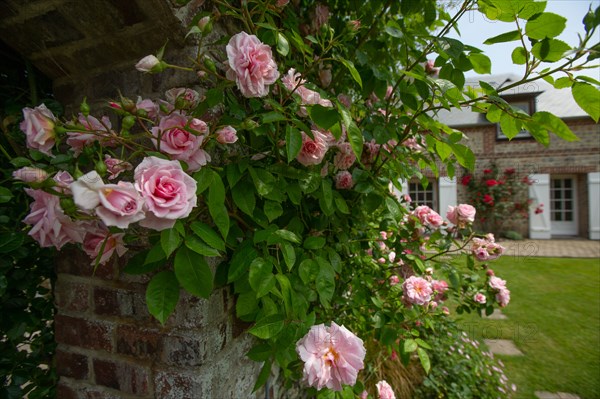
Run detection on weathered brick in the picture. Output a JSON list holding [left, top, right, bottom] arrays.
[[56, 249, 116, 279], [55, 349, 89, 380], [116, 325, 161, 359], [55, 315, 113, 352], [93, 358, 150, 395], [55, 279, 89, 313], [56, 381, 78, 399], [93, 286, 152, 321]]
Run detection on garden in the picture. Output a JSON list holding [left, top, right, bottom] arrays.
[[1, 0, 599, 398]]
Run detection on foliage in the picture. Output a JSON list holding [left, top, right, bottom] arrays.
[[414, 319, 516, 399], [461, 164, 534, 236], [0, 43, 57, 398], [4, 0, 599, 397]]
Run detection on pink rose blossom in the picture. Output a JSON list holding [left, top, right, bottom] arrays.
[[412, 205, 444, 228], [151, 112, 210, 172], [431, 280, 449, 302], [338, 94, 352, 108], [104, 155, 133, 180], [281, 68, 333, 108], [12, 167, 48, 183], [474, 293, 487, 304], [471, 236, 505, 261], [226, 32, 279, 98], [83, 224, 127, 265], [376, 380, 396, 399], [23, 189, 84, 249], [95, 182, 145, 228], [389, 275, 400, 286], [402, 137, 423, 152], [135, 55, 160, 72], [446, 204, 476, 226], [67, 114, 115, 155], [297, 130, 328, 166], [489, 276, 507, 291], [496, 288, 511, 307], [360, 391, 368, 399], [216, 126, 238, 144], [165, 88, 201, 109], [296, 321, 366, 391], [20, 104, 56, 156], [53, 171, 74, 193], [333, 142, 356, 170], [134, 156, 198, 231], [136, 98, 158, 120], [335, 171, 354, 190], [442, 306, 450, 315], [361, 139, 380, 166], [402, 276, 433, 306], [71, 171, 105, 210]]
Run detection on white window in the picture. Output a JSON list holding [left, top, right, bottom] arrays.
[[409, 180, 437, 210]]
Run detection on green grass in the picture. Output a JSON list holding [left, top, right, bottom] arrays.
[[453, 256, 600, 399]]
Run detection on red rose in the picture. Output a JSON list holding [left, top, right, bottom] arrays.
[[461, 175, 472, 186], [483, 169, 492, 174], [486, 179, 499, 187]]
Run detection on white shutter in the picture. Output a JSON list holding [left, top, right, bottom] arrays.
[[438, 176, 457, 218], [588, 172, 600, 240], [529, 174, 551, 239]]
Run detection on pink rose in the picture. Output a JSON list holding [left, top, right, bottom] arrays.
[[402, 276, 432, 306], [53, 171, 74, 193], [376, 380, 396, 399], [361, 139, 380, 166], [226, 32, 279, 98], [23, 189, 85, 249], [165, 88, 201, 109], [489, 276, 507, 291], [70, 171, 105, 211], [151, 112, 210, 172], [431, 280, 449, 301], [389, 275, 400, 286], [104, 155, 133, 180], [20, 104, 56, 156], [296, 321, 366, 391], [135, 55, 161, 72], [446, 204, 476, 226], [412, 205, 443, 228], [12, 167, 48, 183], [134, 156, 197, 231], [136, 98, 158, 120], [335, 171, 354, 190], [95, 182, 145, 228], [496, 288, 511, 307], [67, 114, 115, 156], [333, 143, 356, 170], [297, 130, 328, 166], [474, 293, 487, 304], [471, 237, 505, 261], [282, 68, 333, 108], [216, 126, 238, 144], [83, 224, 127, 265]]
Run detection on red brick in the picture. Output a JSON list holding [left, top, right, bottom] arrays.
[[93, 286, 152, 321], [93, 358, 150, 395], [56, 249, 116, 279], [56, 381, 78, 399], [116, 325, 161, 359], [55, 315, 113, 352], [55, 279, 89, 312], [55, 349, 89, 380]]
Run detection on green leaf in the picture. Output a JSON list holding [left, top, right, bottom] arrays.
[[145, 245, 166, 264], [190, 222, 225, 251], [404, 339, 418, 353], [146, 271, 180, 325], [208, 173, 229, 239], [385, 197, 401, 219], [246, 344, 272, 361], [572, 82, 600, 122], [276, 32, 289, 56], [273, 229, 302, 244], [193, 167, 214, 195], [338, 58, 362, 88], [228, 241, 257, 283], [531, 39, 570, 62], [249, 257, 275, 298], [249, 167, 276, 196], [468, 53, 491, 74], [232, 179, 256, 216], [161, 228, 182, 259], [0, 233, 24, 254], [264, 200, 283, 222], [0, 187, 13, 203], [315, 258, 335, 307], [334, 193, 350, 214], [499, 112, 522, 139], [483, 30, 520, 45], [261, 112, 286, 124], [174, 246, 213, 298], [308, 105, 339, 131], [299, 259, 319, 284], [346, 121, 363, 161], [124, 251, 162, 275], [285, 126, 303, 163], [304, 236, 326, 250], [533, 111, 579, 141], [248, 314, 284, 339], [253, 361, 272, 392], [526, 12, 567, 40], [417, 348, 431, 374], [185, 235, 220, 257], [451, 144, 475, 170], [511, 47, 527, 65], [281, 242, 296, 270], [435, 140, 452, 161]]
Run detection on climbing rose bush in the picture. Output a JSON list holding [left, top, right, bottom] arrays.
[[8, 0, 599, 397]]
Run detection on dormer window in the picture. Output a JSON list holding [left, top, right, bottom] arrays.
[[496, 96, 536, 140]]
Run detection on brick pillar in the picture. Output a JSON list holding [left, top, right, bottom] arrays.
[[54, 250, 265, 398]]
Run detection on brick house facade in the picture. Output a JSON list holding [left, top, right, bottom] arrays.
[[396, 74, 600, 240]]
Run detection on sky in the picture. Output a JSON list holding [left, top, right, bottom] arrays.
[[445, 0, 600, 79]]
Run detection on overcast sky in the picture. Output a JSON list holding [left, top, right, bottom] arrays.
[[446, 0, 600, 78]]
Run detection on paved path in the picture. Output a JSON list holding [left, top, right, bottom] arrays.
[[498, 239, 600, 258]]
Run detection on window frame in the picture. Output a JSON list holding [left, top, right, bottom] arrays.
[[408, 179, 438, 211], [495, 95, 536, 141]]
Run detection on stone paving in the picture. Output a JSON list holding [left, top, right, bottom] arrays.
[[483, 339, 524, 356], [498, 239, 600, 258], [535, 392, 581, 399]]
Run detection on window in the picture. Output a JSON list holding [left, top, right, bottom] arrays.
[[408, 180, 437, 210], [496, 98, 535, 140]]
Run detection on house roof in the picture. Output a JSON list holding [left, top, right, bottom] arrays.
[[433, 73, 589, 127]]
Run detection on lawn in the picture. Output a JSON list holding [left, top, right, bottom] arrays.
[[452, 256, 600, 399]]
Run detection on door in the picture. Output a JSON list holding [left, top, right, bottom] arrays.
[[550, 176, 578, 236]]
